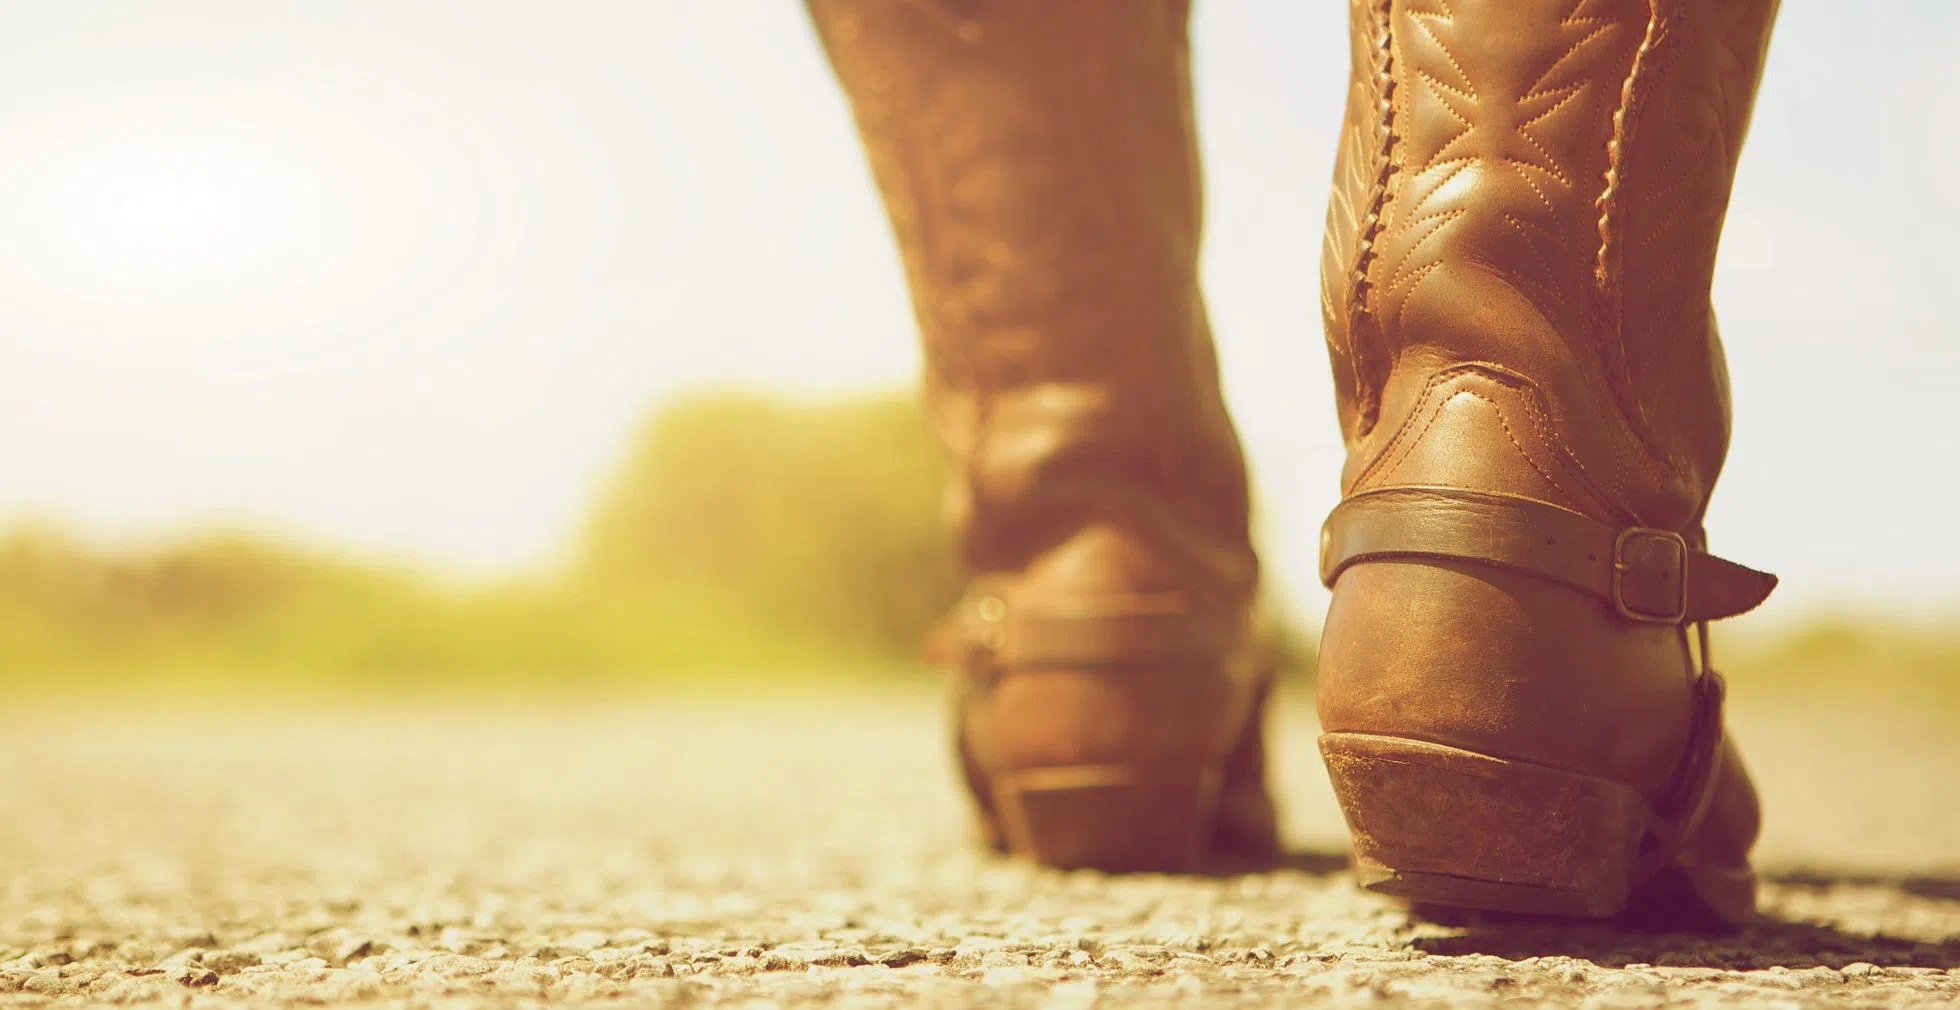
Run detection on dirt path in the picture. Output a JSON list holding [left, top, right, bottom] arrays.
[[2, 686, 1956, 1007]]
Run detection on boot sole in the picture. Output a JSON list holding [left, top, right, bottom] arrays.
[[989, 763, 1221, 873], [1321, 732, 1649, 918]]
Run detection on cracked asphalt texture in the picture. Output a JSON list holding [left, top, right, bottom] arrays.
[[2, 685, 1956, 1008]]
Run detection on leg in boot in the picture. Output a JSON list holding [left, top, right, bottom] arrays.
[[808, 0, 1277, 870], [1316, 0, 1780, 922]]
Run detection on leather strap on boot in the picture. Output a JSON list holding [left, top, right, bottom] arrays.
[[1632, 663, 1728, 883], [1319, 486, 1777, 624], [930, 591, 1249, 682], [1320, 485, 1770, 886]]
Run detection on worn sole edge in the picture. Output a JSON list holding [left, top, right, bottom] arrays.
[[987, 763, 1222, 873], [1321, 731, 1649, 919]]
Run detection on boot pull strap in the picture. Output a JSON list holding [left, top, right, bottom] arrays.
[[1319, 486, 1777, 624], [926, 591, 1248, 673]]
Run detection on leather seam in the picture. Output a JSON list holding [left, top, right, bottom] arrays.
[[1362, 384, 1586, 514], [1496, 212, 1568, 314], [1521, 13, 1613, 106], [1406, 9, 1477, 102], [1390, 262, 1444, 329], [1517, 81, 1588, 141], [1348, 364, 1624, 521], [1347, 0, 1400, 318], [1415, 66, 1475, 105], [1485, 373, 1624, 519], [1595, 3, 1663, 297], [1453, 389, 1585, 511], [1347, 365, 1462, 492], [1589, 1, 1687, 496], [1384, 210, 1464, 292], [1399, 156, 1475, 219], [1502, 157, 1566, 216]]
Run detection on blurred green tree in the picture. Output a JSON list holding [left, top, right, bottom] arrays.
[[578, 390, 964, 659]]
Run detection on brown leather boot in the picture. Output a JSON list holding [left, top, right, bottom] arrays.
[[1315, 0, 1780, 922], [809, 0, 1278, 871]]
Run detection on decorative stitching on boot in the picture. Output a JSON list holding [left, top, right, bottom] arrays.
[[1361, 383, 1586, 515], [1390, 263, 1444, 335], [1591, 0, 1694, 504], [1341, 0, 1401, 437], [1384, 208, 1465, 292], [1349, 0, 1400, 316], [1349, 363, 1625, 522], [1595, 1, 1662, 299]]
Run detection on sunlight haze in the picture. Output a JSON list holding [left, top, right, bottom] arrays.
[[0, 1, 1955, 623]]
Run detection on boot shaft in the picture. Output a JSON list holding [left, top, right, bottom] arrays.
[[810, 0, 1254, 596], [1322, 0, 1779, 527], [813, 3, 1276, 873]]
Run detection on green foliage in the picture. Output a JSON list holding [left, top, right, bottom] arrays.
[[578, 390, 963, 658], [1721, 617, 1960, 705], [0, 390, 965, 692]]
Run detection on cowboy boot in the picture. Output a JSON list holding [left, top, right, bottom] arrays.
[[1315, 0, 1780, 922], [807, 0, 1277, 871]]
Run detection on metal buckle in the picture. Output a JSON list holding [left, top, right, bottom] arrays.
[[1612, 527, 1689, 624]]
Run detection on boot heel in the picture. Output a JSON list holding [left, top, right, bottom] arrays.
[[1320, 732, 1650, 918], [990, 765, 1219, 873]]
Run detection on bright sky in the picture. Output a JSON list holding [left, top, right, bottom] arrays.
[[0, 2, 1954, 623]]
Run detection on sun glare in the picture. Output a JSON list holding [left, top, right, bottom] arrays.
[[0, 123, 355, 307]]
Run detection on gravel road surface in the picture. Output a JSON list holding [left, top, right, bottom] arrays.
[[2, 684, 1956, 1008]]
